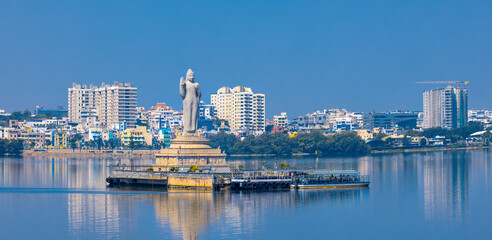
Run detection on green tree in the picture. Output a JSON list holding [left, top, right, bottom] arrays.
[[0, 139, 7, 154], [105, 138, 117, 149], [34, 114, 47, 119], [169, 166, 180, 172], [8, 111, 23, 120], [406, 130, 423, 137], [128, 135, 135, 150], [449, 121, 484, 141], [45, 139, 52, 147], [6, 139, 24, 155], [280, 162, 290, 168], [209, 132, 239, 154], [295, 131, 326, 154], [94, 136, 103, 150], [231, 135, 255, 154], [322, 131, 369, 154], [238, 132, 293, 155], [422, 127, 448, 139], [189, 165, 202, 172], [22, 109, 31, 119], [374, 132, 388, 140], [69, 133, 83, 151]]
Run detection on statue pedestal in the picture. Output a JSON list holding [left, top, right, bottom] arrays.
[[155, 135, 229, 172]]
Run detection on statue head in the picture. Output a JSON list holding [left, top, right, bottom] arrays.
[[186, 69, 194, 82]]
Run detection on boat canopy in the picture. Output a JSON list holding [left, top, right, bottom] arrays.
[[300, 170, 360, 175]]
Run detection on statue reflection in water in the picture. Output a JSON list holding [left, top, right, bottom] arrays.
[[150, 188, 369, 239]]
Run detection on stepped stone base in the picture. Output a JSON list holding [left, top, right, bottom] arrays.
[[155, 135, 228, 172]]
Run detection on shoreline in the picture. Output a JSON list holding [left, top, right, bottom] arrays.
[[22, 149, 157, 159], [370, 145, 491, 154], [18, 145, 492, 159]]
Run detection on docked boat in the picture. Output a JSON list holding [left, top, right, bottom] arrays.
[[290, 170, 370, 189], [230, 170, 292, 190]]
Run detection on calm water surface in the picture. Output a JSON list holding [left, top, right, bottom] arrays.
[[1, 149, 491, 239]]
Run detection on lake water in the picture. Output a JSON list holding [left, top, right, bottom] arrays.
[[1, 149, 492, 239]]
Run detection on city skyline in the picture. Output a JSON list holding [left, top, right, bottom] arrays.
[[1, 1, 492, 117], [0, 80, 480, 119]]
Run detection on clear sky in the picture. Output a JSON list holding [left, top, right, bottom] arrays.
[[1, 0, 491, 118]]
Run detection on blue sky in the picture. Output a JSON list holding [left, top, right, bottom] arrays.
[[1, 0, 491, 117]]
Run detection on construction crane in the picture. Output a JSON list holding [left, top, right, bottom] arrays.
[[415, 81, 470, 89]]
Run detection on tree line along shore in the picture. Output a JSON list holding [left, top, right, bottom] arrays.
[[3, 122, 491, 157]]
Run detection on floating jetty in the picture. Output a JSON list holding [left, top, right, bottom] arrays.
[[106, 166, 370, 190], [290, 170, 370, 189]]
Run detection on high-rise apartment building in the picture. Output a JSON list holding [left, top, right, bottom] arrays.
[[211, 86, 265, 132], [68, 83, 98, 124], [96, 82, 137, 128], [423, 86, 468, 129], [68, 82, 137, 128]]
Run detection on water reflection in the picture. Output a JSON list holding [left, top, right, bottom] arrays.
[[1, 150, 491, 239], [63, 188, 369, 239], [423, 152, 469, 221], [68, 194, 121, 238], [150, 188, 368, 239]]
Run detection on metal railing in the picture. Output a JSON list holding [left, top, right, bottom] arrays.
[[291, 174, 370, 185]]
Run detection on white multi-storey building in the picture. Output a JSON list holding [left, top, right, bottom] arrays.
[[468, 110, 492, 127], [211, 86, 265, 132], [68, 82, 137, 129], [199, 101, 217, 120], [423, 86, 468, 129], [148, 103, 175, 130], [273, 112, 288, 128]]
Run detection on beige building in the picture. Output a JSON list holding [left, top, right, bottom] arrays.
[[273, 112, 288, 127], [211, 86, 265, 132], [121, 126, 152, 146], [68, 82, 137, 128], [68, 83, 98, 124], [355, 129, 373, 141]]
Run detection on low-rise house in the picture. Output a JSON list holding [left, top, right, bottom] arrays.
[[0, 127, 16, 139], [411, 136, 427, 146], [121, 126, 152, 147], [52, 131, 68, 148], [355, 129, 374, 141], [428, 136, 447, 146], [18, 131, 46, 148], [88, 128, 103, 141]]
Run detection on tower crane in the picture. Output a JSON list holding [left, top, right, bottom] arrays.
[[415, 81, 470, 88]]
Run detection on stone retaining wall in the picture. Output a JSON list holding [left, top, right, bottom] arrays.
[[23, 149, 157, 159]]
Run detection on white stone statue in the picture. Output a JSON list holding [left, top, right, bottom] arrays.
[[180, 69, 201, 136]]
